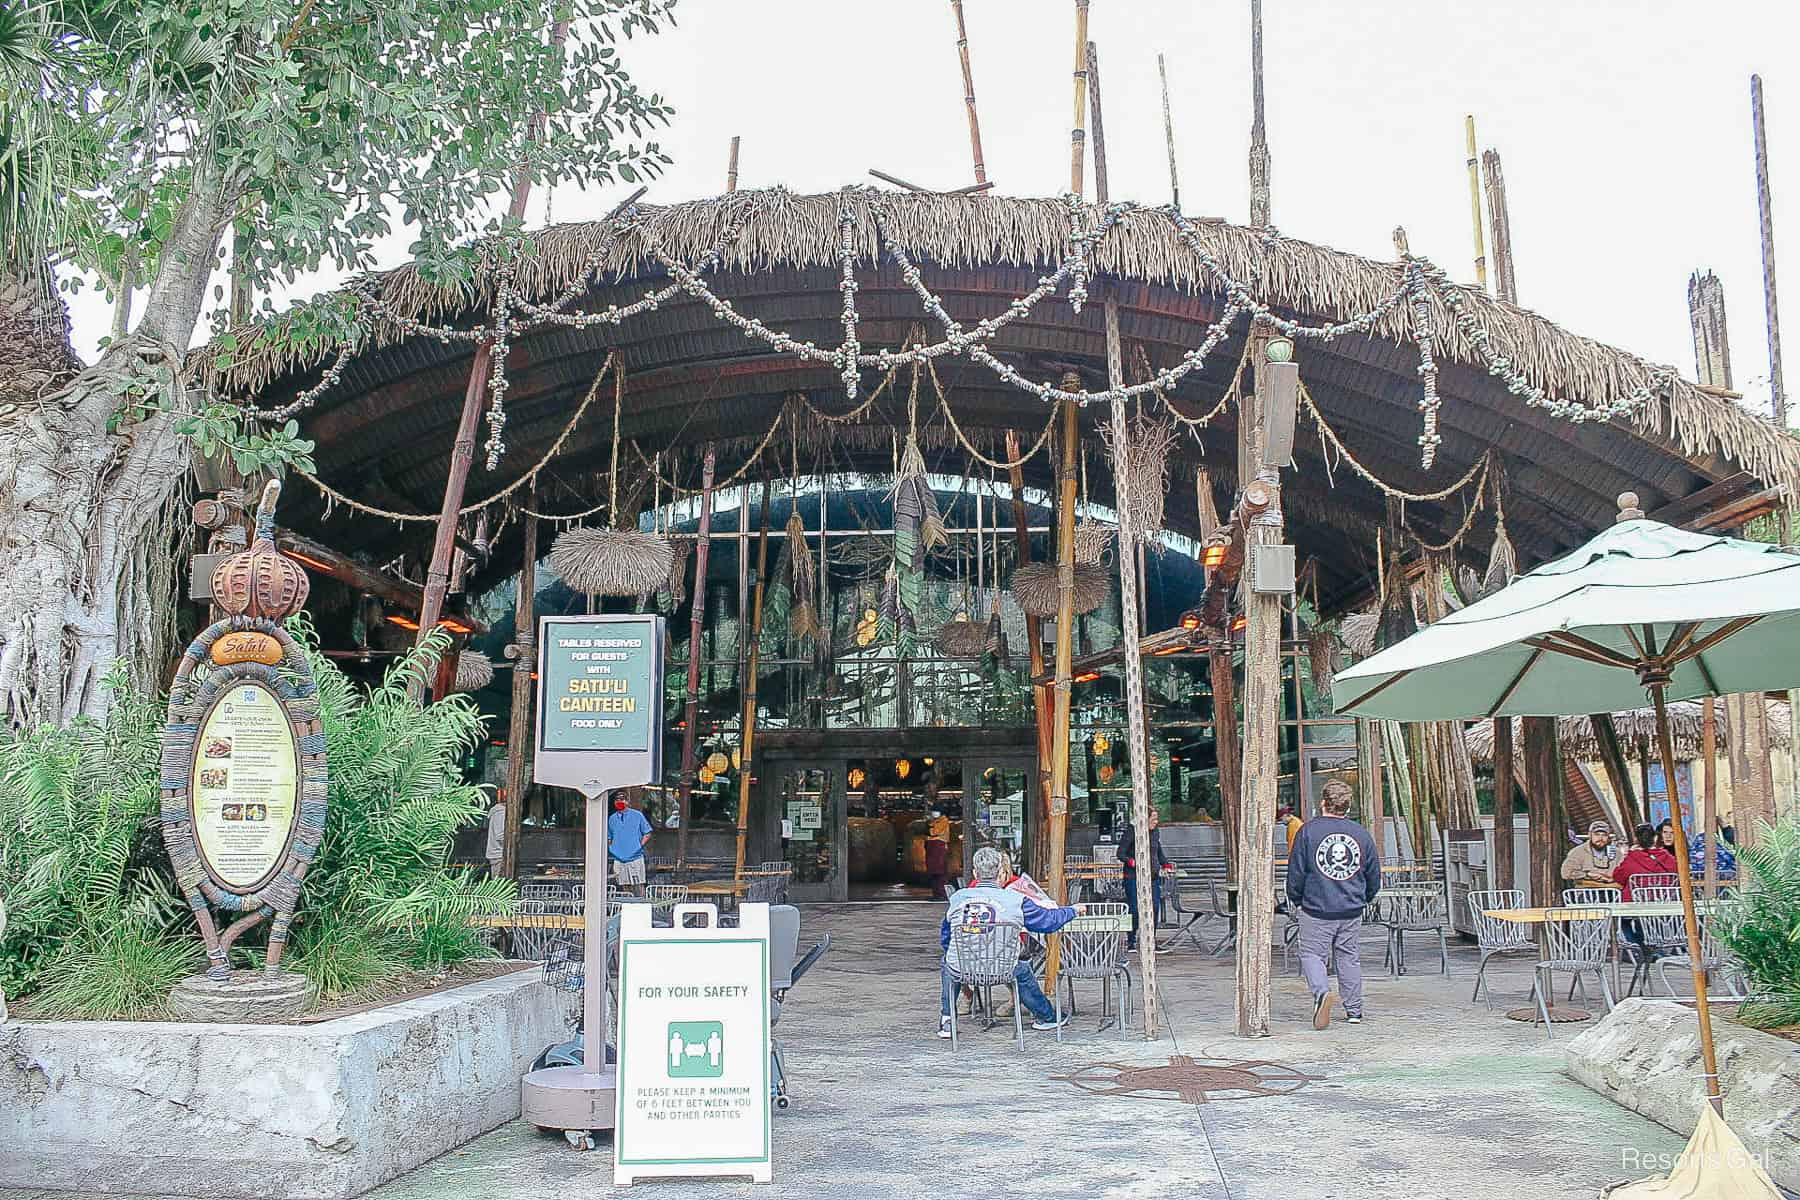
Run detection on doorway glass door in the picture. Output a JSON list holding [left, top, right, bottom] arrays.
[[775, 763, 842, 901], [965, 762, 1034, 881]]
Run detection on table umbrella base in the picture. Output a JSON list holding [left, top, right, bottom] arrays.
[[1505, 1004, 1591, 1023]]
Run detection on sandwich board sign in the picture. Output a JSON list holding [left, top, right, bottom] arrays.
[[614, 902, 772, 1184], [520, 614, 665, 1139]]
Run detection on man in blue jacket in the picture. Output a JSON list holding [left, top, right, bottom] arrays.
[[1285, 780, 1381, 1029], [937, 847, 1082, 1038]]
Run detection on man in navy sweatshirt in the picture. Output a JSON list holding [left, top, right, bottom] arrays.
[[937, 847, 1082, 1038], [1285, 780, 1381, 1029]]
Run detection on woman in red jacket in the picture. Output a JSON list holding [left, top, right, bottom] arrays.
[[1612, 823, 1678, 899]]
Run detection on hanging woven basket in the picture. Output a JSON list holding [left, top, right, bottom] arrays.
[[549, 527, 675, 597], [935, 616, 988, 658], [1073, 520, 1114, 566], [1010, 561, 1110, 617], [453, 650, 495, 693]]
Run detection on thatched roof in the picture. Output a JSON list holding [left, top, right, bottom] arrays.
[[1465, 700, 1792, 764], [234, 188, 1799, 610]]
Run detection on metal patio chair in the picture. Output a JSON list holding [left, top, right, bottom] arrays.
[[1656, 919, 1747, 1000], [1627, 885, 1690, 997], [1052, 903, 1132, 1041], [1528, 908, 1615, 1032], [1627, 872, 1679, 894], [1153, 871, 1221, 953], [946, 920, 1028, 1052], [1380, 887, 1451, 977], [1467, 889, 1536, 1009], [646, 884, 688, 924]]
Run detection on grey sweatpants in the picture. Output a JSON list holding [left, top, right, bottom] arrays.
[[1297, 911, 1365, 1017]]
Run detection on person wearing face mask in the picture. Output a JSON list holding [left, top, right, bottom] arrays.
[[607, 792, 655, 896], [925, 807, 952, 900]]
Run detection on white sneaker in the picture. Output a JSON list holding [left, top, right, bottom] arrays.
[[1031, 1015, 1070, 1031], [937, 1017, 953, 1039], [1346, 1014, 1363, 1025]]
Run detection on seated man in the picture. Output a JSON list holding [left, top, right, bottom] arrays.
[[938, 847, 1082, 1038], [1559, 820, 1619, 888]]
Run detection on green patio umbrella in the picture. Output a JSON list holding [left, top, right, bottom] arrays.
[[1332, 494, 1800, 1113]]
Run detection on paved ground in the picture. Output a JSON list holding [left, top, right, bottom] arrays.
[[3, 901, 1703, 1199]]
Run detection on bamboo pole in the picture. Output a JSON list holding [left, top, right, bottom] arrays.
[[727, 136, 740, 192], [1233, 325, 1281, 1038], [1702, 698, 1719, 901], [1481, 149, 1518, 303], [1007, 430, 1054, 866], [1088, 39, 1158, 1036], [1247, 0, 1270, 227], [675, 447, 717, 867], [1650, 684, 1724, 1115], [950, 0, 987, 185], [416, 21, 574, 678], [734, 480, 775, 880], [1069, 0, 1089, 197], [1752, 75, 1786, 430], [1360, 718, 1384, 860], [1492, 717, 1515, 892], [1464, 114, 1487, 290], [499, 491, 538, 880], [1043, 386, 1080, 991], [1159, 54, 1181, 209]]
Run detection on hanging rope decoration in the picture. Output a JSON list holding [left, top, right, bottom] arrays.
[[1476, 479, 1519, 600], [925, 358, 1058, 471], [546, 359, 675, 597], [249, 190, 1677, 478], [1071, 444, 1113, 565], [295, 350, 615, 524]]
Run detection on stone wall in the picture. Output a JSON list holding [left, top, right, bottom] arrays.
[[1566, 998, 1800, 1191], [0, 967, 569, 1199]]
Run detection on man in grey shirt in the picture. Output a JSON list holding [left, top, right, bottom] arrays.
[[1285, 780, 1381, 1029], [485, 794, 506, 879]]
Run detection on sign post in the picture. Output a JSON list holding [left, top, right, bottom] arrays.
[[614, 903, 772, 1184], [521, 614, 665, 1137]]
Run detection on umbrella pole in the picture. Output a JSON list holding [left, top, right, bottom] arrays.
[[1648, 682, 1724, 1115]]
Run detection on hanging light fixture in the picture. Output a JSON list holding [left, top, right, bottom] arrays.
[[1179, 609, 1203, 631], [848, 766, 867, 789], [1092, 733, 1111, 755], [895, 758, 913, 780], [1201, 538, 1229, 569]]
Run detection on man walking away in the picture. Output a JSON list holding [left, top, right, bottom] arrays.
[[1286, 780, 1381, 1029], [937, 848, 1083, 1038], [1117, 809, 1173, 950], [607, 793, 655, 897], [485, 792, 507, 879]]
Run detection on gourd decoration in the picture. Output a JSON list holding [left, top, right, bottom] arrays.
[[211, 480, 310, 619]]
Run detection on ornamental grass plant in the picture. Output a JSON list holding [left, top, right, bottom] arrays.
[[0, 627, 511, 1018]]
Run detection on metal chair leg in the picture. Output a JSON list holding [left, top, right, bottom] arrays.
[[1012, 983, 1025, 1052], [1438, 930, 1449, 977], [1531, 968, 1553, 1036]]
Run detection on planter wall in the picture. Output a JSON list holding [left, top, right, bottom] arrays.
[[0, 967, 567, 1199], [1566, 997, 1800, 1192]]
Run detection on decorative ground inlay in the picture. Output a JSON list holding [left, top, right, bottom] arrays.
[[1052, 1055, 1319, 1105]]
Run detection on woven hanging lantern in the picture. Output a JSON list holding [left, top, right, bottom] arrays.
[[454, 650, 495, 693], [705, 751, 730, 774], [211, 481, 310, 620], [935, 614, 987, 658], [1073, 520, 1114, 565], [1009, 561, 1109, 617]]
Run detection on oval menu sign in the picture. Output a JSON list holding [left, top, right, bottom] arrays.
[[189, 679, 301, 892]]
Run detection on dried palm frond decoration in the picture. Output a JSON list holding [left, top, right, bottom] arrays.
[[1196, 465, 1222, 539], [1010, 561, 1110, 617], [551, 526, 676, 598], [887, 409, 942, 651], [664, 535, 691, 606], [784, 507, 821, 640], [1101, 410, 1177, 544], [1339, 608, 1378, 658], [454, 650, 495, 693], [547, 359, 671, 596]]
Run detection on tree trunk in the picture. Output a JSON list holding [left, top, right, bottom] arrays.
[[0, 177, 229, 726]]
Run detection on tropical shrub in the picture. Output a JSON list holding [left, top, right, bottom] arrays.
[[0, 629, 512, 1016], [1715, 813, 1800, 1029]]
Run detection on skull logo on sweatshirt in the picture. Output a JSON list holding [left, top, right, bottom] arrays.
[[1317, 832, 1362, 882]]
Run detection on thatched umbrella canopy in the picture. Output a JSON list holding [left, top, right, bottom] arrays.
[[1464, 700, 1792, 764], [229, 188, 1800, 615]]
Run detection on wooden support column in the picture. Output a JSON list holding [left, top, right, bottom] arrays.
[[674, 447, 717, 866], [1234, 324, 1282, 1039], [1044, 387, 1080, 991], [1520, 715, 1562, 907], [1702, 698, 1720, 900], [950, 0, 987, 185], [1481, 149, 1518, 303], [1591, 712, 1641, 827], [1359, 718, 1385, 859], [1492, 717, 1516, 893], [734, 480, 774, 879], [499, 499, 538, 880]]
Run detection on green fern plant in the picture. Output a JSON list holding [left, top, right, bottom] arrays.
[[1715, 813, 1800, 1029]]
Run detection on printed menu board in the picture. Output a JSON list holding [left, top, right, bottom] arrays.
[[191, 680, 299, 891]]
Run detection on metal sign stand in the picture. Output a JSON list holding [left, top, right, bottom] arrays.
[[520, 614, 665, 1137]]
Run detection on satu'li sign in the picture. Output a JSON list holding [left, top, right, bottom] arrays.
[[161, 481, 328, 982]]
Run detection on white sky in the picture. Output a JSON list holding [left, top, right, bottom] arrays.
[[69, 0, 1798, 422]]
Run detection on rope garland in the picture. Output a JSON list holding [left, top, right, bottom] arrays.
[[295, 351, 615, 523], [627, 402, 790, 491], [1300, 379, 1489, 503], [925, 359, 1058, 470]]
